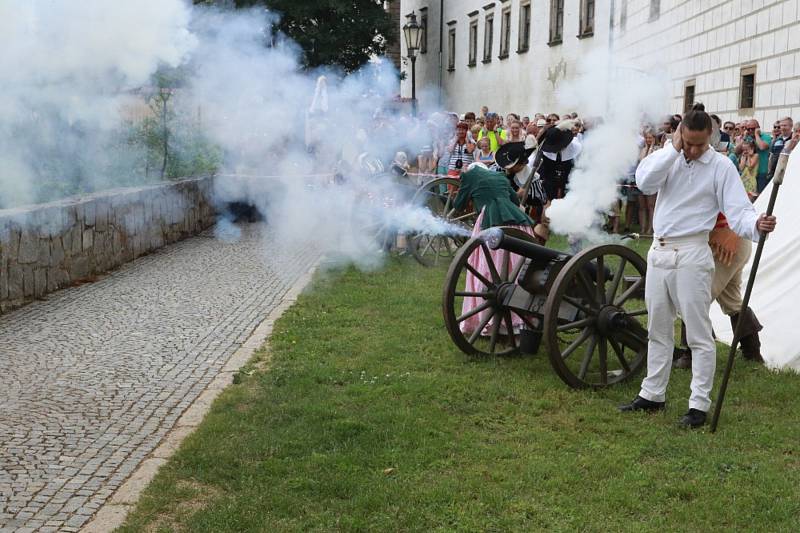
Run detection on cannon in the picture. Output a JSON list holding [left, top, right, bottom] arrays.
[[442, 227, 649, 389]]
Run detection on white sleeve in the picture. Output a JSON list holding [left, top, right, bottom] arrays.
[[635, 142, 680, 194], [717, 158, 761, 241]]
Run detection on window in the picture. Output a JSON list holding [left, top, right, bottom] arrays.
[[518, 2, 531, 52], [469, 19, 478, 66], [649, 0, 660, 21], [483, 14, 494, 62], [683, 81, 696, 114], [549, 0, 564, 45], [420, 8, 428, 54], [620, 0, 628, 31], [499, 6, 511, 58], [448, 26, 456, 71], [579, 0, 595, 37], [740, 67, 756, 110]]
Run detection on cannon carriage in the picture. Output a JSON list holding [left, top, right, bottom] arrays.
[[442, 227, 649, 389]]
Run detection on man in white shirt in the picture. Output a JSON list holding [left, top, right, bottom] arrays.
[[619, 103, 777, 428]]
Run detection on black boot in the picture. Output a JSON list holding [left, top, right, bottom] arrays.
[[679, 408, 707, 429], [618, 395, 666, 412], [730, 308, 763, 363]]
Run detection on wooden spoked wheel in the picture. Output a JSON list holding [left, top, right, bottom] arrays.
[[442, 227, 540, 357], [409, 177, 477, 267], [542, 244, 648, 389]]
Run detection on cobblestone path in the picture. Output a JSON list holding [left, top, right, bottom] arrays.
[[0, 223, 318, 532]]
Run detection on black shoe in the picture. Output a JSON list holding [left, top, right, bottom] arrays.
[[679, 408, 707, 429], [618, 395, 666, 412]]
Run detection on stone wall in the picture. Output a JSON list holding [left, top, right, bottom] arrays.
[[0, 177, 215, 313]]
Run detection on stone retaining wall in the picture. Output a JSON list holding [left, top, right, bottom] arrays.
[[0, 177, 215, 312]]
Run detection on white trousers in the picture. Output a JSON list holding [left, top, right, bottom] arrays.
[[639, 234, 716, 412]]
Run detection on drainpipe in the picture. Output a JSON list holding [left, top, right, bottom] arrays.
[[438, 0, 444, 107]]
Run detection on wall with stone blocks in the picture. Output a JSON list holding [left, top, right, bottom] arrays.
[[0, 177, 216, 312]]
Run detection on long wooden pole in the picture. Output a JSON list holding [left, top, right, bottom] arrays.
[[711, 151, 788, 432]]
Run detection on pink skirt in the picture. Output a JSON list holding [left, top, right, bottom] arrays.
[[460, 208, 536, 336]]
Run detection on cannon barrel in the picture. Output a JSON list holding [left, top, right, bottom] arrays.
[[481, 228, 566, 262], [481, 228, 612, 279]]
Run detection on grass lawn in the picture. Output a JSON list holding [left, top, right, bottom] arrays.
[[120, 240, 800, 532]]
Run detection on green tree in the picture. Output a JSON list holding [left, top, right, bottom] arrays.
[[197, 0, 396, 73]]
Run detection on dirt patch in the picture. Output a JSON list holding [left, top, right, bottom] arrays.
[[144, 480, 222, 533]]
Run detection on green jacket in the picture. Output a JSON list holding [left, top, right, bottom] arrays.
[[454, 166, 533, 230]]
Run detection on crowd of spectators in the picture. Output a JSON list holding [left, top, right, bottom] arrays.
[[390, 105, 800, 235]]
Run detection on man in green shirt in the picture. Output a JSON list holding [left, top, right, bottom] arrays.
[[477, 112, 508, 152], [742, 119, 771, 192]]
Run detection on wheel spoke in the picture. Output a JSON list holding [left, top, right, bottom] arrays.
[[442, 192, 453, 218], [465, 262, 493, 289], [455, 291, 492, 297], [562, 295, 594, 316], [596, 256, 606, 304], [556, 317, 595, 332], [578, 334, 598, 380], [606, 257, 627, 303], [598, 337, 608, 385], [576, 270, 598, 306], [626, 308, 647, 317], [481, 244, 502, 283], [468, 308, 496, 344], [614, 277, 644, 307], [456, 300, 493, 323], [519, 313, 539, 331], [500, 250, 510, 281], [419, 236, 435, 257], [488, 311, 502, 354], [503, 310, 517, 348], [608, 338, 631, 372], [560, 327, 592, 360], [615, 328, 648, 354]]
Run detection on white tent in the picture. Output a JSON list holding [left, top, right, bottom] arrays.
[[711, 150, 800, 372]]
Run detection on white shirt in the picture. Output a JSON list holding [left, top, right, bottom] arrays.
[[543, 137, 582, 162], [636, 143, 761, 241]]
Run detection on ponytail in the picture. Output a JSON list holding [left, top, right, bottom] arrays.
[[683, 102, 713, 133]]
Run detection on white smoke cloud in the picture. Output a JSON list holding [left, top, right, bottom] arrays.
[[546, 49, 671, 239], [1, 0, 462, 270], [0, 0, 198, 208]]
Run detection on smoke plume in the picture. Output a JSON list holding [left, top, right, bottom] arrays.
[[546, 49, 670, 240], [2, 0, 461, 270]]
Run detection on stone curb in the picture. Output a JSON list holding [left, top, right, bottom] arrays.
[[80, 262, 318, 533]]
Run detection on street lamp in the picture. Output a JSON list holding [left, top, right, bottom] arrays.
[[403, 11, 423, 116]]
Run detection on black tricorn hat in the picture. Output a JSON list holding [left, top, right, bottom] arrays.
[[540, 121, 575, 153], [495, 141, 535, 169]]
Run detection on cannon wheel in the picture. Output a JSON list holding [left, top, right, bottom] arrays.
[[409, 177, 477, 267], [442, 227, 539, 357], [542, 244, 648, 389]]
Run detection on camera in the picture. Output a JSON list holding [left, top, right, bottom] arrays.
[[455, 159, 463, 169]]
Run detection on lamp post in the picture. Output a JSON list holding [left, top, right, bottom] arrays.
[[403, 11, 422, 117]]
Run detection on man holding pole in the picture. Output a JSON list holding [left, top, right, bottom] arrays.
[[618, 103, 777, 429]]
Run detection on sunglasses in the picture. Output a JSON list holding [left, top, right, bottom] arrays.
[[724, 126, 734, 130], [746, 127, 756, 131]]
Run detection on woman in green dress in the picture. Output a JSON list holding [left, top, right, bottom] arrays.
[[453, 156, 537, 336]]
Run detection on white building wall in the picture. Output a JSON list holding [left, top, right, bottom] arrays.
[[400, 0, 800, 125]]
